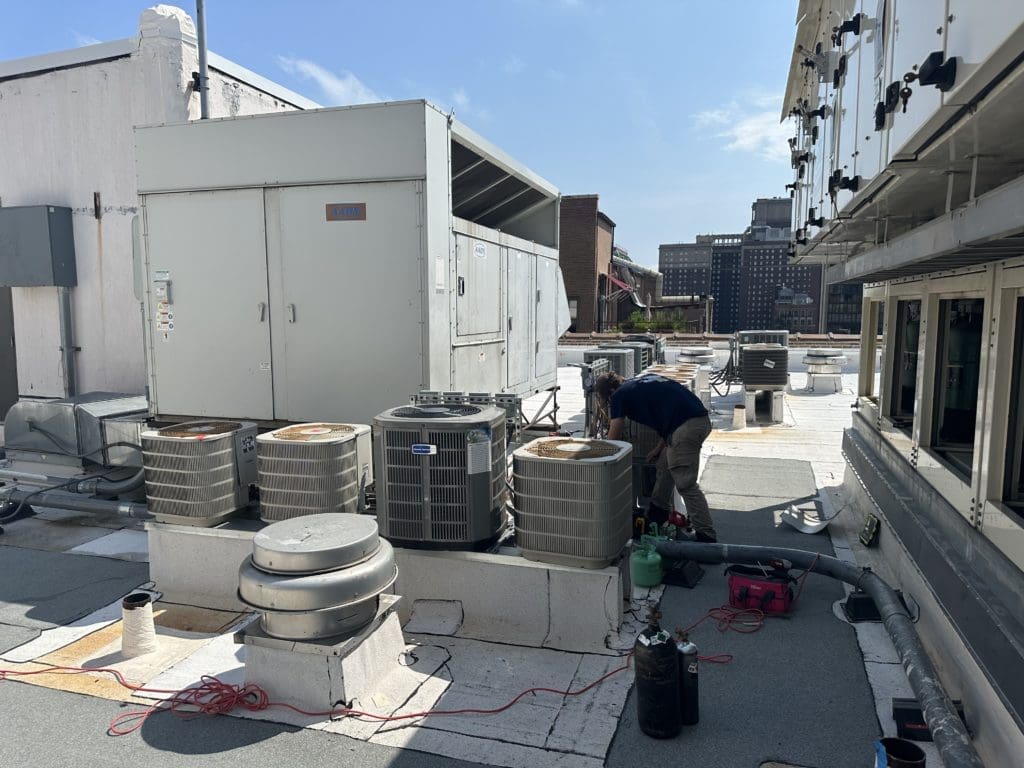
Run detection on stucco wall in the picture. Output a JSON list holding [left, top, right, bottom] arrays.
[[0, 5, 302, 401]]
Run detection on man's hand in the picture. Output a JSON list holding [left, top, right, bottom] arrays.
[[646, 440, 666, 463], [607, 417, 625, 441]]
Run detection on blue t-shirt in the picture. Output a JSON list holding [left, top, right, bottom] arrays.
[[610, 374, 708, 438]]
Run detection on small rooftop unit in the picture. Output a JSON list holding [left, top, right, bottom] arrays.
[[585, 348, 634, 379], [373, 403, 507, 550], [739, 344, 789, 390], [512, 437, 632, 568], [256, 423, 372, 522], [142, 420, 257, 525]]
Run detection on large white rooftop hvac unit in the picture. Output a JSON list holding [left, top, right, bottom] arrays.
[[142, 420, 257, 525], [513, 437, 632, 568], [584, 348, 635, 379], [373, 403, 506, 550], [257, 423, 373, 522]]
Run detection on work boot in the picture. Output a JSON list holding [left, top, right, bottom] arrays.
[[646, 502, 670, 526], [695, 531, 718, 543]]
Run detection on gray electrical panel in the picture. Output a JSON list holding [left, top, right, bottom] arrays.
[[0, 206, 77, 287]]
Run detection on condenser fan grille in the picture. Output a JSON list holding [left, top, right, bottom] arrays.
[[526, 439, 620, 460], [391, 405, 482, 419], [271, 423, 355, 442], [157, 420, 242, 439]]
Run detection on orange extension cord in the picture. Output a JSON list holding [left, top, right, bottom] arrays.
[[0, 556, 819, 736]]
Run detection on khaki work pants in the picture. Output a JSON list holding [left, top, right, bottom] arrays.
[[651, 415, 714, 537]]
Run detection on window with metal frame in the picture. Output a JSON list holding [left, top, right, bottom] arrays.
[[930, 298, 984, 480], [889, 299, 921, 432], [1004, 297, 1024, 514]]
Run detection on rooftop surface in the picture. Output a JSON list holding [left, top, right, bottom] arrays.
[[0, 350, 938, 768]]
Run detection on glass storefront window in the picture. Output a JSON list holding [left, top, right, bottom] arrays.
[[931, 298, 984, 479], [890, 300, 921, 432], [1005, 298, 1024, 511]]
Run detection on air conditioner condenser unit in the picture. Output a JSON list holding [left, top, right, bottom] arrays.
[[257, 423, 373, 522], [373, 403, 507, 550], [512, 437, 633, 568], [142, 420, 257, 526]]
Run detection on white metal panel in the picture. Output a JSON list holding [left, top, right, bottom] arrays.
[[143, 189, 273, 419], [455, 234, 502, 337], [452, 341, 506, 392], [854, 1, 886, 187], [266, 181, 424, 424], [135, 102, 429, 193], [943, 0, 1024, 106], [887, 0, 947, 161], [506, 249, 534, 388], [422, 107, 454, 391], [534, 256, 559, 380], [835, 35, 862, 214]]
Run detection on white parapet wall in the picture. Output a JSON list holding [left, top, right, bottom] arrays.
[[147, 522, 624, 654]]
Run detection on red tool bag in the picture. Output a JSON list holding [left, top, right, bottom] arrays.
[[726, 560, 798, 614]]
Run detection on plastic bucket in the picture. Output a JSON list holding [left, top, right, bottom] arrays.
[[874, 737, 926, 768]]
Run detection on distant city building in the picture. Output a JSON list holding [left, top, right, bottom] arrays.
[[559, 195, 666, 333], [826, 283, 865, 334], [659, 197, 834, 333]]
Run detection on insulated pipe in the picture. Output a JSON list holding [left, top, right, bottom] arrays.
[[76, 468, 145, 496], [195, 0, 210, 119], [654, 541, 983, 768], [0, 487, 151, 519]]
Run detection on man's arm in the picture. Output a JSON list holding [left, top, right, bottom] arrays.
[[607, 417, 625, 441]]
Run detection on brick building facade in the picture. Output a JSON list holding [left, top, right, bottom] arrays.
[[559, 195, 615, 332]]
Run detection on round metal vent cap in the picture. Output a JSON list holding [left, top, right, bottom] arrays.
[[239, 537, 397, 611], [252, 513, 380, 574]]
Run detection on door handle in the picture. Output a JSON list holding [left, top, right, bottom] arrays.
[[287, 303, 296, 323], [257, 302, 267, 322], [508, 317, 512, 332], [458, 277, 465, 296]]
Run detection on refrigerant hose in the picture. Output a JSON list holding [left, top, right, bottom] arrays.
[[654, 540, 983, 768]]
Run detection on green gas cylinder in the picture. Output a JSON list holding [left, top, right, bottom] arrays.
[[630, 534, 664, 588]]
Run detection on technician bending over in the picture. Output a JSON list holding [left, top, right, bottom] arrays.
[[596, 372, 716, 542]]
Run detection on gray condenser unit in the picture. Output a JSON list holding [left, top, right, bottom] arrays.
[[739, 344, 789, 390], [584, 348, 634, 379], [512, 437, 632, 568], [373, 403, 506, 550], [623, 333, 665, 364], [257, 423, 373, 522], [603, 341, 651, 373], [142, 420, 257, 525]]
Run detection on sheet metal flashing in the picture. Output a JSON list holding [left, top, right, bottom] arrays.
[[207, 52, 319, 110], [843, 420, 1024, 728], [0, 39, 136, 83]]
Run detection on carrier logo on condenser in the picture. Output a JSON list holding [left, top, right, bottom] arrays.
[[325, 203, 367, 221], [411, 444, 438, 455]]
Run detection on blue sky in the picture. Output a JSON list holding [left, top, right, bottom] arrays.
[[1, 1, 798, 268]]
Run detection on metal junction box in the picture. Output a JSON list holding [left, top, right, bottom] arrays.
[[0, 206, 77, 287], [134, 101, 564, 425]]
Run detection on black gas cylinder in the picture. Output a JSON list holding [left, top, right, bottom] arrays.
[[677, 633, 699, 725], [634, 617, 682, 739]]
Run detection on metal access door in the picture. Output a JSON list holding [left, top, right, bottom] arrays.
[[266, 181, 423, 423], [0, 287, 17, 418], [506, 249, 534, 388], [455, 234, 502, 338], [144, 189, 274, 420], [535, 256, 558, 378]]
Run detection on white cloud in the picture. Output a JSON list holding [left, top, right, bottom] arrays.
[[72, 31, 101, 47], [503, 55, 525, 75], [693, 95, 791, 162], [443, 87, 490, 123], [276, 56, 380, 105]]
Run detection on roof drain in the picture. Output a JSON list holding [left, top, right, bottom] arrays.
[[653, 540, 983, 768]]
